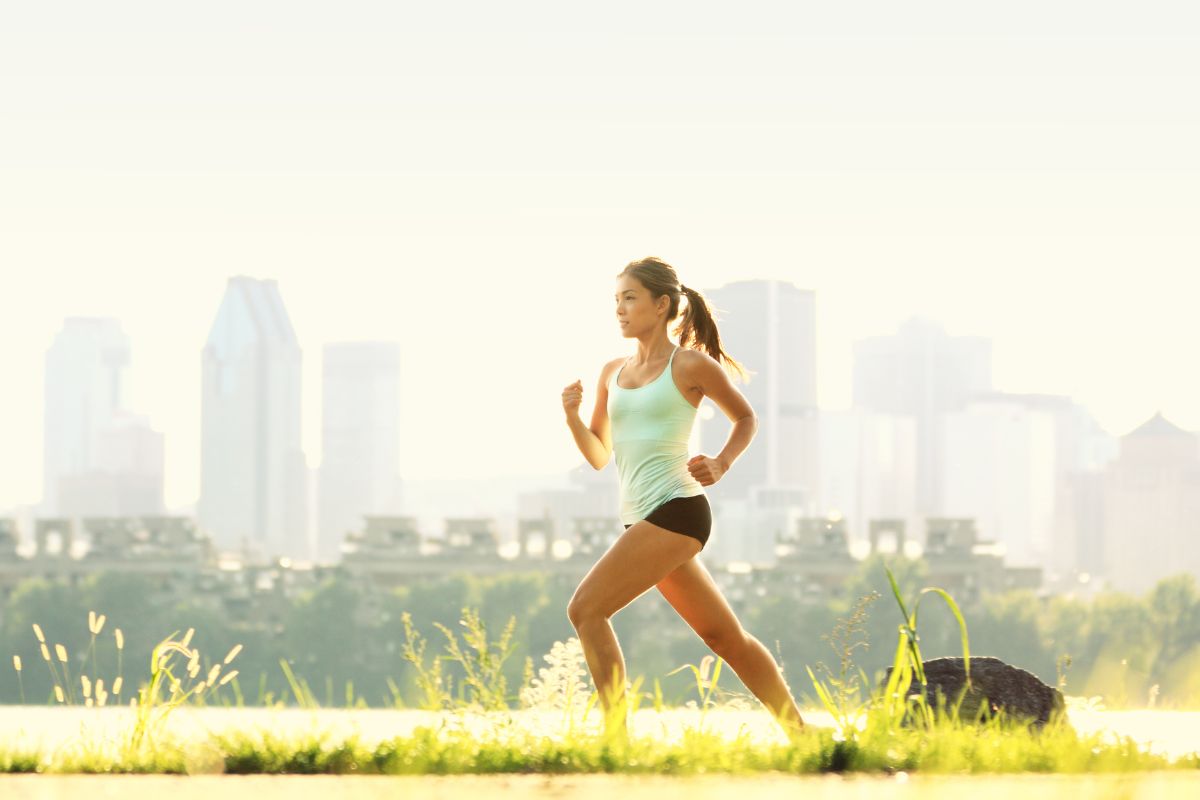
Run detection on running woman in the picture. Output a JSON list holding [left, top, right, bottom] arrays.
[[561, 256, 806, 740]]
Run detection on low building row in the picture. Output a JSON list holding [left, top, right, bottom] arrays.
[[1, 512, 1041, 618]]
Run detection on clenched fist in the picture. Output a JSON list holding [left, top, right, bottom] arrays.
[[562, 379, 583, 417], [687, 454, 726, 486]]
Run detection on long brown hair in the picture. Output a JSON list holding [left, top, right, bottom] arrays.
[[617, 256, 751, 383]]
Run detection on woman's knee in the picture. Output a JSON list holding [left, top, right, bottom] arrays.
[[567, 594, 606, 628], [702, 627, 751, 659]]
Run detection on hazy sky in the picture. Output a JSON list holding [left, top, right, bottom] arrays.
[[2, 2, 1198, 511]]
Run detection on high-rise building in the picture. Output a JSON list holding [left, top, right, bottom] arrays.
[[317, 342, 403, 563], [941, 398, 1058, 568], [698, 280, 819, 508], [42, 318, 164, 518], [199, 277, 308, 561], [852, 316, 992, 518], [1102, 412, 1200, 593], [959, 391, 1116, 584], [818, 408, 918, 543]]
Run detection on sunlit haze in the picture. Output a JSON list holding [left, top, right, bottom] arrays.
[[2, 2, 1198, 513]]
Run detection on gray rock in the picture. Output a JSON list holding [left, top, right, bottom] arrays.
[[880, 655, 1067, 729]]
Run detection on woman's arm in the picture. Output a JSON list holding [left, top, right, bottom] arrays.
[[562, 360, 618, 470], [684, 351, 758, 486], [714, 414, 757, 474]]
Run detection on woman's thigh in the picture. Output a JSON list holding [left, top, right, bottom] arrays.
[[569, 520, 702, 621], [655, 557, 744, 647]]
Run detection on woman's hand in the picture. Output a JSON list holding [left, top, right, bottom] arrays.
[[562, 379, 583, 418], [687, 454, 726, 486]]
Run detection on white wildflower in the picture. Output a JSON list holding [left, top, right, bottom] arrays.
[[519, 636, 591, 712]]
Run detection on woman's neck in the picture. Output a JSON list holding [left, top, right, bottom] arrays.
[[632, 335, 674, 364]]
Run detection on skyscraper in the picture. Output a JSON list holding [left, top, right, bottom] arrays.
[[941, 398, 1058, 568], [698, 279, 819, 506], [1102, 412, 1200, 593], [958, 391, 1116, 582], [42, 317, 164, 518], [694, 280, 819, 566], [317, 341, 403, 562], [199, 277, 308, 561], [818, 408, 918, 542], [852, 316, 992, 518]]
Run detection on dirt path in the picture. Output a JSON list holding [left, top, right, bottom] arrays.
[[2, 772, 1199, 799]]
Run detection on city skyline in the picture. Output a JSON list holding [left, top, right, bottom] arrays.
[[0, 278, 1190, 515], [2, 276, 1185, 517], [10, 273, 1196, 590]]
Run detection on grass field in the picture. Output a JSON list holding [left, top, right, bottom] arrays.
[[6, 574, 1198, 782], [2, 705, 1198, 776]]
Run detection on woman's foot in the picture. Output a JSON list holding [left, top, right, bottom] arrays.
[[602, 708, 631, 747], [604, 720, 631, 747], [779, 714, 807, 744], [601, 692, 632, 746]]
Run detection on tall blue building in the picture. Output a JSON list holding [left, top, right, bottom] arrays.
[[199, 277, 308, 560]]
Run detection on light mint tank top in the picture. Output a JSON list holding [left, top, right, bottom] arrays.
[[606, 344, 705, 525]]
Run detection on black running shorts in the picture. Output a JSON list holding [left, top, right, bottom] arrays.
[[623, 493, 711, 550]]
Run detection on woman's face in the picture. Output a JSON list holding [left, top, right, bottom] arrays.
[[614, 276, 666, 337]]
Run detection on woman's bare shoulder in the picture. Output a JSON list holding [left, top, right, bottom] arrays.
[[600, 355, 627, 383], [675, 347, 721, 373]]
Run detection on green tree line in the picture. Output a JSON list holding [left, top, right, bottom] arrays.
[[2, 555, 1198, 709]]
